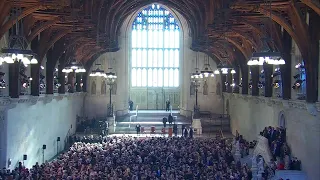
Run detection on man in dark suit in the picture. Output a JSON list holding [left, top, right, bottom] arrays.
[[189, 127, 193, 138], [136, 124, 141, 135], [165, 99, 170, 111], [173, 124, 178, 136], [162, 117, 167, 128], [168, 114, 173, 125]]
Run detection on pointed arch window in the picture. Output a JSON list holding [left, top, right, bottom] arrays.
[[131, 4, 180, 87]]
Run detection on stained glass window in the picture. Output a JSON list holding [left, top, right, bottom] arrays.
[[131, 4, 180, 87]]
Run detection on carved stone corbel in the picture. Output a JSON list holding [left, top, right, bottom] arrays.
[[42, 95, 54, 104], [29, 97, 39, 106], [55, 95, 64, 101]]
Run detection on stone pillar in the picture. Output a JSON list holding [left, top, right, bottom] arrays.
[[76, 73, 82, 92], [281, 30, 292, 100], [67, 72, 75, 93], [251, 66, 259, 96], [306, 11, 319, 103], [82, 72, 88, 92], [222, 74, 227, 92], [9, 61, 19, 98], [241, 65, 249, 95], [30, 64, 40, 96], [263, 63, 273, 97], [233, 66, 240, 93], [46, 49, 54, 94], [227, 70, 233, 93], [58, 64, 65, 94]]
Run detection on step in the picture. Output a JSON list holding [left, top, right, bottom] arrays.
[[129, 110, 180, 117]]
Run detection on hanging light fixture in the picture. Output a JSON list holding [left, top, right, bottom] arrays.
[[0, 8, 38, 66], [191, 52, 203, 80], [247, 0, 285, 66], [200, 54, 214, 77], [214, 63, 236, 75], [105, 50, 117, 85], [89, 63, 105, 77], [62, 59, 86, 73]]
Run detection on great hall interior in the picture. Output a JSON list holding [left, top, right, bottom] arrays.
[[0, 0, 319, 179]]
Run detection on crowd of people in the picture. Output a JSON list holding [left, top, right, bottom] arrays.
[[0, 136, 253, 180], [260, 126, 301, 171], [235, 130, 256, 158]]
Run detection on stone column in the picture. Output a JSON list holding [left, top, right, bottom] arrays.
[[46, 49, 54, 94], [76, 73, 82, 92], [30, 64, 40, 96], [222, 74, 227, 92], [9, 61, 19, 98], [251, 66, 259, 96], [233, 66, 240, 93], [67, 72, 75, 93], [58, 64, 65, 94], [281, 30, 292, 100], [227, 70, 233, 93], [241, 65, 249, 95], [263, 63, 273, 97]]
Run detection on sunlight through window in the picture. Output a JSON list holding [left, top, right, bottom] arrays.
[[131, 4, 180, 87]]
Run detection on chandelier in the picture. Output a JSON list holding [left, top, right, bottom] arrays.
[[89, 65, 105, 77], [62, 60, 86, 73], [105, 71, 117, 85], [0, 8, 38, 66], [247, 52, 285, 66], [200, 53, 214, 78], [214, 63, 236, 75], [191, 52, 204, 80], [247, 0, 285, 66]]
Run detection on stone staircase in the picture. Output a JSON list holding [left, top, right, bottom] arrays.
[[201, 113, 231, 133], [112, 110, 191, 134]]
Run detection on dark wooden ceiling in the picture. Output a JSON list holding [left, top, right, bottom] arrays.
[[0, 0, 319, 69]]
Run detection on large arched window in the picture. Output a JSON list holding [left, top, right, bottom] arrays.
[[131, 4, 180, 88]]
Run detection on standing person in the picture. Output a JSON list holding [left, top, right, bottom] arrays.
[[168, 114, 173, 126], [136, 124, 141, 135], [183, 127, 188, 138], [173, 124, 178, 136], [189, 127, 193, 138], [165, 99, 170, 111], [129, 100, 134, 111], [162, 117, 167, 128]]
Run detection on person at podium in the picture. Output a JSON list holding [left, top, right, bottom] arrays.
[[165, 99, 170, 111]]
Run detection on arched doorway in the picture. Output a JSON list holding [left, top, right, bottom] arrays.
[[129, 3, 181, 110]]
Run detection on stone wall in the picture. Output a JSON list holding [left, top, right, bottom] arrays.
[[223, 93, 320, 180], [0, 93, 85, 169]]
